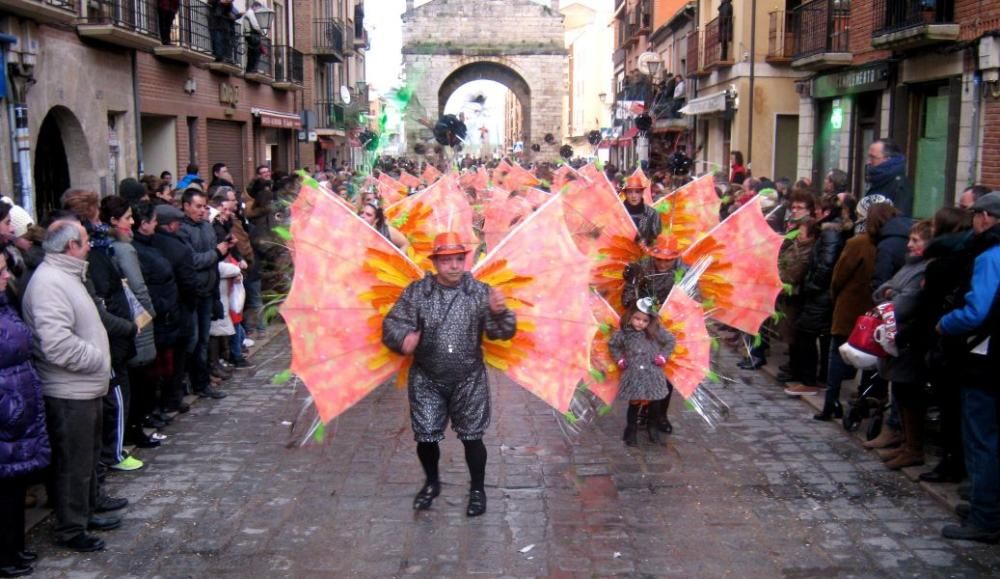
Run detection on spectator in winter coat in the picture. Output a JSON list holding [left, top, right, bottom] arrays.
[[775, 191, 817, 381], [0, 251, 50, 575], [175, 163, 203, 192], [22, 221, 113, 552], [864, 139, 913, 217], [152, 205, 199, 413], [785, 196, 847, 396], [938, 192, 1000, 544], [866, 202, 912, 291]]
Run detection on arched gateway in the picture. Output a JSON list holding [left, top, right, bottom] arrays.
[[401, 0, 567, 158]]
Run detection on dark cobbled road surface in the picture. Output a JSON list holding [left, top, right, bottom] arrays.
[[25, 330, 1000, 577]]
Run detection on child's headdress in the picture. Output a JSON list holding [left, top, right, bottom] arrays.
[[636, 297, 658, 316]]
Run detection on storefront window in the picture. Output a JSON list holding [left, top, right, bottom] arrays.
[[912, 85, 950, 218]]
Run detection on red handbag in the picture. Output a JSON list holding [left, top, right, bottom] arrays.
[[847, 309, 889, 358]]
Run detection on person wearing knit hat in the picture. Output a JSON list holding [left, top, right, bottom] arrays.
[[1, 197, 34, 241]]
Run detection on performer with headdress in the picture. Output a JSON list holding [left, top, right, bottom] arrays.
[[622, 175, 662, 246]]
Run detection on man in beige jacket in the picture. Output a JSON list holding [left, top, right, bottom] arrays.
[[22, 220, 112, 552]]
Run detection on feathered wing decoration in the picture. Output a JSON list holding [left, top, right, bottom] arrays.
[[460, 168, 489, 195], [653, 174, 720, 253], [680, 196, 784, 335], [492, 159, 514, 187], [552, 164, 579, 192], [474, 195, 599, 413], [376, 174, 407, 204], [421, 164, 442, 184], [582, 291, 622, 406], [519, 187, 551, 209], [384, 176, 478, 271], [281, 184, 423, 422], [558, 177, 644, 311], [398, 170, 422, 190], [659, 287, 712, 399], [502, 163, 541, 192], [482, 189, 533, 252]]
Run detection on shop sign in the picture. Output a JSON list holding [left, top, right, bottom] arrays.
[[813, 62, 890, 99], [219, 83, 240, 107]]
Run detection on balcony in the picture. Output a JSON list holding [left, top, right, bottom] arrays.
[[153, 0, 214, 65], [871, 0, 958, 50], [272, 45, 304, 91], [244, 37, 273, 83], [792, 0, 851, 71], [204, 24, 243, 75], [632, 2, 651, 35], [77, 0, 161, 50], [313, 18, 345, 62], [686, 28, 701, 77], [3, 0, 77, 25], [766, 11, 795, 64], [315, 99, 346, 131], [702, 17, 734, 71], [613, 47, 626, 67]]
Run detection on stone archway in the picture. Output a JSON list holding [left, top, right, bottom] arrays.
[[33, 106, 91, 218], [437, 61, 532, 147]]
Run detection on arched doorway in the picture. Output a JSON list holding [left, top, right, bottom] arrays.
[[438, 62, 532, 151], [33, 106, 91, 219]]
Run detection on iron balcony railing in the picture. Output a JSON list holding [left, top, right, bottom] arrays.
[[81, 0, 159, 38], [247, 36, 273, 77], [273, 45, 304, 85], [767, 10, 796, 60], [315, 99, 345, 130], [703, 16, 732, 68], [169, 0, 212, 54], [795, 0, 850, 59], [41, 0, 77, 11], [872, 0, 954, 36], [313, 18, 345, 55]]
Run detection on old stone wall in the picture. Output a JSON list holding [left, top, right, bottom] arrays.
[[401, 0, 567, 158]]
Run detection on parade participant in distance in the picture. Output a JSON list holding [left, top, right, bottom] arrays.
[[382, 232, 516, 517], [622, 175, 662, 246], [359, 203, 409, 251]]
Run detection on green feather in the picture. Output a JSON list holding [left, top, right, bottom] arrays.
[[674, 269, 685, 285], [706, 370, 720, 382], [273, 226, 292, 241], [752, 333, 763, 348], [588, 368, 605, 383], [710, 337, 721, 352], [271, 369, 292, 385], [655, 202, 671, 214], [784, 229, 801, 241], [563, 411, 578, 425], [782, 282, 794, 296], [598, 404, 612, 416], [595, 158, 604, 170], [598, 322, 612, 335], [312, 422, 326, 443]]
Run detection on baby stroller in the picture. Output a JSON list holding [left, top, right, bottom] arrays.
[[842, 371, 888, 440]]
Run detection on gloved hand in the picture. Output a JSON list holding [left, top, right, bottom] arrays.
[[653, 355, 667, 367], [616, 358, 627, 370]]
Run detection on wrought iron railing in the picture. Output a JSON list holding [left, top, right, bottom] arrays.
[[872, 0, 954, 36], [795, 0, 850, 58], [314, 18, 344, 54], [247, 36, 272, 76], [274, 45, 304, 85], [315, 99, 345, 130], [169, 0, 212, 54], [81, 0, 159, 38], [704, 17, 733, 68], [40, 0, 77, 11]]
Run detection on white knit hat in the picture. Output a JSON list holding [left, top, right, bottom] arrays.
[[1, 196, 34, 238]]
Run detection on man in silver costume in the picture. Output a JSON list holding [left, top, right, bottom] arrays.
[[382, 232, 517, 517]]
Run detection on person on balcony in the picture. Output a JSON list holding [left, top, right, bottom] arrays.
[[157, 0, 179, 45], [241, 1, 265, 74], [671, 74, 686, 118], [718, 0, 734, 61], [208, 0, 238, 63]]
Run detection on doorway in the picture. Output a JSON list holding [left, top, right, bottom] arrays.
[[773, 114, 799, 181], [33, 113, 71, 219]]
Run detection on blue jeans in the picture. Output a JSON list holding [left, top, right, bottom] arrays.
[[243, 278, 266, 332], [230, 323, 246, 361], [961, 387, 1000, 530], [187, 298, 214, 392]]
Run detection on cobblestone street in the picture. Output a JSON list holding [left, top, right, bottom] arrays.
[[24, 330, 1000, 577]]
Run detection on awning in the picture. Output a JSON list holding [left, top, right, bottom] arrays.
[[251, 107, 302, 129], [318, 136, 341, 150], [617, 127, 638, 145], [679, 90, 731, 116]]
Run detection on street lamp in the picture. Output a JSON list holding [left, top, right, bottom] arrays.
[[255, 4, 275, 36]]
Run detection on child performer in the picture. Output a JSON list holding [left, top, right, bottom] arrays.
[[609, 297, 677, 446]]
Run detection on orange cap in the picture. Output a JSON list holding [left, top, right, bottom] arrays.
[[648, 236, 680, 260], [430, 232, 470, 256], [624, 175, 645, 190]]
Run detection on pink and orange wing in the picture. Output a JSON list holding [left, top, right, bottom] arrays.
[[474, 195, 599, 413], [583, 291, 622, 406], [399, 170, 422, 189], [281, 184, 422, 423], [681, 196, 784, 335], [385, 176, 478, 271], [482, 191, 532, 252], [653, 174, 721, 253], [660, 288, 712, 399]]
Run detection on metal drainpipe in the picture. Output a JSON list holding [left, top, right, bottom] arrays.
[[747, 0, 756, 167], [967, 71, 982, 189], [132, 49, 144, 176]]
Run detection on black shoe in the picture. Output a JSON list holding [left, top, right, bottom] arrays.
[[737, 357, 765, 370], [198, 387, 227, 399], [813, 402, 844, 421], [232, 358, 255, 370], [657, 418, 673, 434], [163, 401, 190, 414], [955, 503, 971, 519], [56, 532, 105, 552], [623, 424, 638, 447], [94, 495, 128, 513], [466, 489, 487, 517], [778, 364, 791, 373], [942, 522, 1000, 543], [919, 454, 966, 484], [143, 415, 167, 429], [0, 564, 32, 578], [153, 411, 174, 424], [16, 552, 36, 563], [647, 421, 661, 444], [412, 481, 440, 510], [775, 371, 796, 383], [87, 515, 122, 531], [133, 435, 161, 449]]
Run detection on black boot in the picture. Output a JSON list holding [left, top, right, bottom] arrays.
[[656, 390, 673, 434], [919, 453, 966, 483], [623, 404, 639, 447], [813, 400, 844, 421], [646, 401, 661, 443]]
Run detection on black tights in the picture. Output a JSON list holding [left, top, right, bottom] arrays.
[[416, 439, 487, 492]]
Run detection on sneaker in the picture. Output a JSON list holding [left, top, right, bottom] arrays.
[[55, 532, 105, 552], [110, 456, 144, 472], [784, 383, 824, 396], [95, 495, 129, 512], [242, 337, 256, 348], [232, 358, 255, 370]]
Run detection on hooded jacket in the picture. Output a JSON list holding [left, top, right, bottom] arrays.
[[133, 231, 182, 347], [796, 220, 847, 334], [0, 292, 50, 479], [178, 216, 223, 298], [872, 215, 913, 292], [865, 155, 913, 216], [22, 253, 112, 400]]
